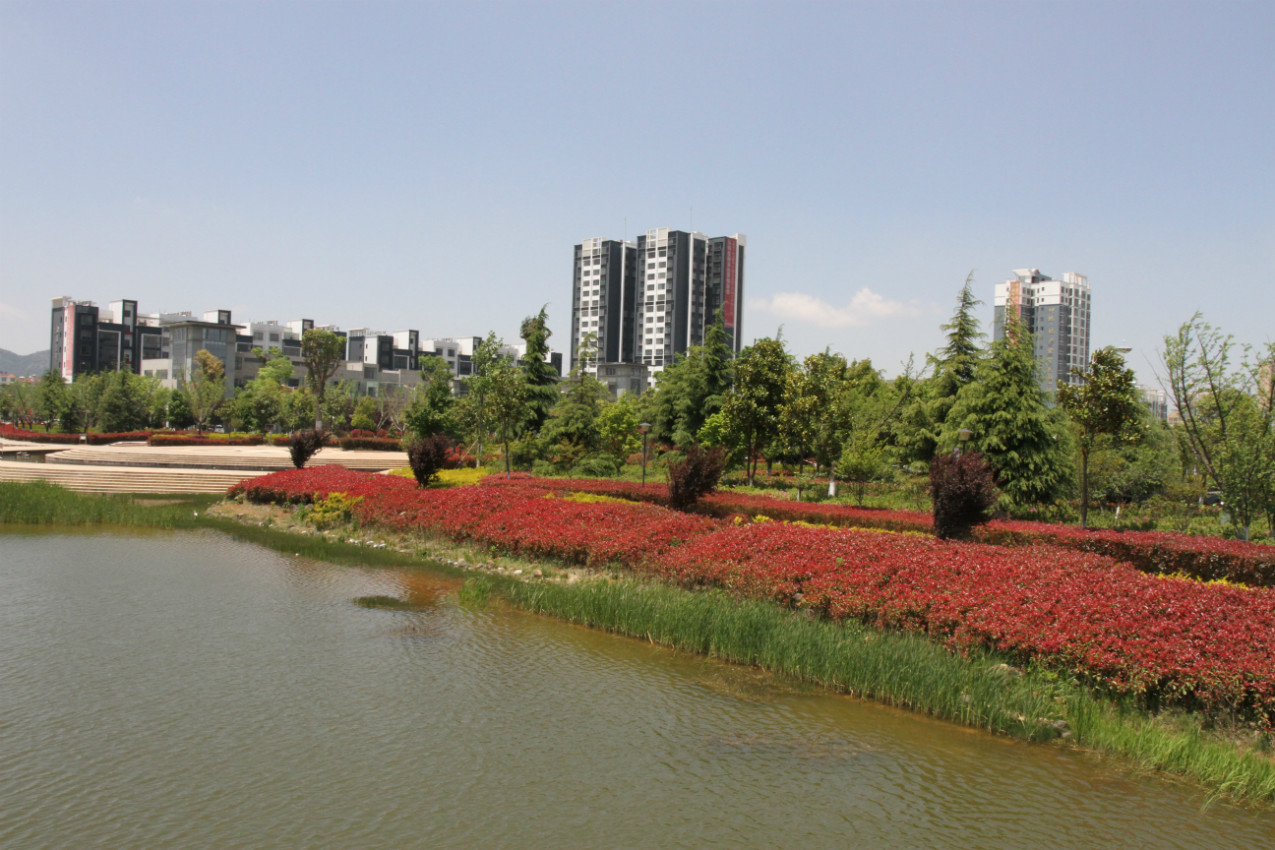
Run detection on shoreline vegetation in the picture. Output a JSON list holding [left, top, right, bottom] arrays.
[[3, 479, 1274, 807]]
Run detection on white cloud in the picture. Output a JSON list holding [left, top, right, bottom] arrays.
[[0, 301, 28, 321], [749, 288, 925, 329]]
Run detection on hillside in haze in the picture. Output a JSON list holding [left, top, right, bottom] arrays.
[[0, 348, 50, 377]]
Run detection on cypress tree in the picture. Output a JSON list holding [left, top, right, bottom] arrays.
[[519, 306, 560, 435], [946, 313, 1071, 508]]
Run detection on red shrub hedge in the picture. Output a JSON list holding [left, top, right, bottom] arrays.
[[487, 475, 1275, 587], [0, 425, 158, 445], [148, 434, 265, 447], [337, 436, 403, 451], [654, 521, 1275, 725]]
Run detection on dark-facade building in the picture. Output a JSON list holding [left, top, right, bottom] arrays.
[[50, 297, 162, 381], [570, 238, 639, 373], [346, 329, 421, 372], [571, 228, 745, 384], [49, 297, 562, 402]]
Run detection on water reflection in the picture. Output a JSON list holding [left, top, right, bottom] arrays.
[[0, 529, 1271, 850]]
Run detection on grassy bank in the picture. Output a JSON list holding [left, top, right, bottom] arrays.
[[3, 481, 1272, 806], [0, 480, 217, 527]]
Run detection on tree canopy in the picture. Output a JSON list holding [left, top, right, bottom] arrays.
[[1058, 346, 1144, 528], [1164, 314, 1275, 538], [302, 328, 345, 430], [519, 306, 559, 435], [721, 335, 794, 485], [945, 315, 1072, 508]]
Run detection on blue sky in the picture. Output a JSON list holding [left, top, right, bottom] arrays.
[[2, 1, 1271, 383]]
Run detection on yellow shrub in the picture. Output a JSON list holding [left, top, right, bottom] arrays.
[[303, 492, 363, 530], [437, 468, 488, 487], [542, 491, 635, 506], [385, 467, 487, 487]]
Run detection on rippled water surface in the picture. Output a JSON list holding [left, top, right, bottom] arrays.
[[2, 529, 1272, 849]]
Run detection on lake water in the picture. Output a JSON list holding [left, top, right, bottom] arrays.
[[2, 529, 1272, 848]]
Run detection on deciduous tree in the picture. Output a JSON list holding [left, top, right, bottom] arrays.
[[302, 328, 345, 430], [35, 369, 73, 432], [487, 350, 528, 478], [1164, 315, 1275, 539], [722, 336, 794, 485], [457, 333, 507, 467], [183, 350, 227, 436], [1058, 346, 1144, 529], [596, 395, 641, 463]]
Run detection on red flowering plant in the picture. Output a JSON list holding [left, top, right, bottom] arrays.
[[470, 474, 1275, 585], [650, 521, 1275, 726]]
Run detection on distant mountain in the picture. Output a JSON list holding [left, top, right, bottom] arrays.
[[0, 348, 50, 377]]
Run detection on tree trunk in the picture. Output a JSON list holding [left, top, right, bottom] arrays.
[[1079, 447, 1089, 530], [746, 434, 756, 486], [503, 428, 512, 479]]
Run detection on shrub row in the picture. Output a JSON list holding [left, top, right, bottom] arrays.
[[337, 436, 404, 451], [0, 424, 158, 445], [974, 522, 1275, 587], [148, 434, 267, 447], [482, 474, 1275, 587]]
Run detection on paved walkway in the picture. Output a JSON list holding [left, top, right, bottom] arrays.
[[0, 440, 407, 494]]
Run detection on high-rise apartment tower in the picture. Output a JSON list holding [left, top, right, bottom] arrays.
[[993, 268, 1091, 396], [571, 228, 745, 380]]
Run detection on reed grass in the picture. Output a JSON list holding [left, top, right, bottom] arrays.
[[0, 481, 215, 527], [197, 515, 461, 572]]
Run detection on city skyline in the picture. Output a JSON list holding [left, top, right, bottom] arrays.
[[2, 3, 1271, 383]]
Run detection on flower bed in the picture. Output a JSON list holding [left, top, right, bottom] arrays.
[[230, 468, 717, 567], [975, 522, 1275, 587], [228, 464, 412, 504], [478, 474, 931, 531], [651, 521, 1275, 726], [485, 475, 1274, 587]]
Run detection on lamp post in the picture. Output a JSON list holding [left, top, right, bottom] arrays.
[[638, 421, 651, 485], [955, 428, 972, 457]]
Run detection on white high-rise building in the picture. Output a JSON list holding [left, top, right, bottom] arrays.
[[993, 268, 1091, 395]]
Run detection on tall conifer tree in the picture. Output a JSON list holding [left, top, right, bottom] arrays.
[[946, 313, 1071, 507], [519, 306, 559, 434]]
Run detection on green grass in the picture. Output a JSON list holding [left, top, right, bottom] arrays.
[[0, 481, 217, 527]]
